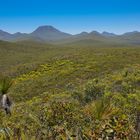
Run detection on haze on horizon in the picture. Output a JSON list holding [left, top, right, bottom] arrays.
[[0, 0, 140, 35]]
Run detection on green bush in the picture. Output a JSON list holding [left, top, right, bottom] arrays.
[[0, 76, 13, 95], [84, 79, 105, 103]]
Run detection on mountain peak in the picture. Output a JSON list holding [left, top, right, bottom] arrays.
[[89, 31, 100, 35], [33, 25, 59, 33], [102, 31, 116, 37], [31, 25, 71, 41], [76, 32, 88, 36], [0, 30, 12, 40], [0, 30, 11, 35]]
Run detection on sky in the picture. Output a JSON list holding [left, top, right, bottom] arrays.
[[0, 0, 140, 34]]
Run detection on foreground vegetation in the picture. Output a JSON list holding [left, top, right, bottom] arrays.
[[0, 40, 140, 139]]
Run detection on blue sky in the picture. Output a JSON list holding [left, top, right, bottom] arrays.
[[0, 0, 140, 34]]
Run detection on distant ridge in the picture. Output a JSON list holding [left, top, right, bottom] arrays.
[[102, 32, 116, 37], [0, 25, 140, 45], [0, 25, 72, 42]]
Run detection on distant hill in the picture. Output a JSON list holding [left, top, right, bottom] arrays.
[[0, 25, 140, 45], [0, 30, 12, 40], [53, 31, 107, 45], [118, 31, 140, 44], [102, 32, 116, 37], [30, 25, 72, 41], [0, 26, 72, 42]]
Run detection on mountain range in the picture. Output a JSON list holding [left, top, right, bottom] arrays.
[[0, 25, 140, 45]]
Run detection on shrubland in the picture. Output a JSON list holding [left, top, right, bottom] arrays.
[[0, 41, 140, 139]]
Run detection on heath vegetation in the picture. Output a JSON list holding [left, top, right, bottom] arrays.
[[0, 40, 140, 139]]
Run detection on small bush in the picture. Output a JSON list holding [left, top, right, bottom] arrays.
[[84, 79, 105, 103], [0, 76, 13, 95]]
